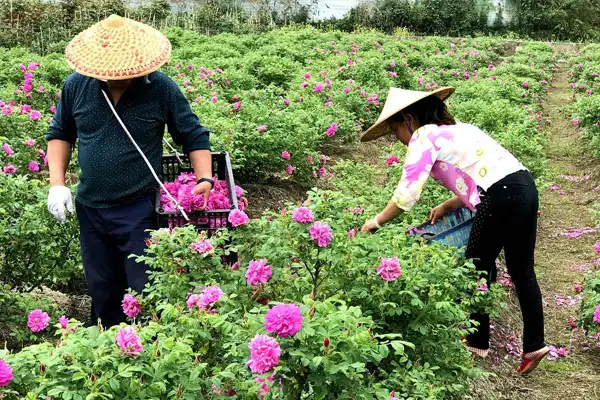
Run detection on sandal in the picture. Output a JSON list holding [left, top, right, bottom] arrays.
[[516, 346, 550, 374]]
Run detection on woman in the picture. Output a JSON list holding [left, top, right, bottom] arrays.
[[360, 87, 549, 374]]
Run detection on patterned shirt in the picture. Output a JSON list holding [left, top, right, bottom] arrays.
[[46, 72, 211, 208], [392, 123, 526, 211]]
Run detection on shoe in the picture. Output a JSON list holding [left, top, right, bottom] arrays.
[[516, 346, 550, 374], [461, 337, 489, 358]]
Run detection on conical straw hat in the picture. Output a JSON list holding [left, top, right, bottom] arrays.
[[65, 14, 171, 80], [360, 86, 455, 142]]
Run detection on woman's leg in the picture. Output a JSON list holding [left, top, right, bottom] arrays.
[[465, 194, 504, 350]]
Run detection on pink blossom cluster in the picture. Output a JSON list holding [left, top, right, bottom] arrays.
[[187, 285, 224, 311], [547, 345, 568, 360], [122, 294, 142, 318], [292, 206, 314, 224], [189, 238, 214, 254], [246, 259, 273, 285], [0, 360, 13, 387], [377, 257, 402, 281], [27, 309, 50, 332], [264, 303, 303, 337], [594, 305, 600, 324], [115, 326, 143, 357], [309, 221, 333, 247], [247, 334, 281, 374], [385, 155, 400, 166], [326, 122, 338, 137], [554, 294, 582, 307]]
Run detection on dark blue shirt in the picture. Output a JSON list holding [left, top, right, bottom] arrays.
[[46, 71, 211, 208]]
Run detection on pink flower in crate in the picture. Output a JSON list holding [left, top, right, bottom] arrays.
[[25, 138, 35, 148], [3, 164, 16, 175], [264, 304, 303, 337], [189, 238, 214, 254], [281, 151, 291, 160], [247, 334, 281, 374], [2, 143, 14, 156], [27, 309, 50, 332], [292, 206, 314, 224], [386, 155, 400, 166], [377, 257, 402, 281], [594, 305, 600, 323], [246, 259, 272, 285], [228, 209, 250, 227], [115, 327, 143, 357], [122, 294, 142, 318], [0, 360, 13, 387], [309, 221, 333, 247], [594, 241, 600, 254], [28, 161, 40, 172], [58, 315, 69, 330]]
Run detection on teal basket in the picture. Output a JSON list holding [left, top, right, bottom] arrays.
[[406, 208, 476, 249]]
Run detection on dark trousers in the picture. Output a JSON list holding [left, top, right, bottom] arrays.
[[465, 170, 546, 353], [76, 195, 157, 328]]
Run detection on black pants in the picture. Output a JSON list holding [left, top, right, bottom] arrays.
[[76, 194, 157, 328], [465, 170, 546, 353]]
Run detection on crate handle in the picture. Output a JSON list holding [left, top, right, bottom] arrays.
[[101, 89, 190, 222]]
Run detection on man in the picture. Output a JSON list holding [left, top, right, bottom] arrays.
[[46, 15, 214, 327]]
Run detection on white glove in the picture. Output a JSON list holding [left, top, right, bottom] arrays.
[[47, 186, 74, 223]]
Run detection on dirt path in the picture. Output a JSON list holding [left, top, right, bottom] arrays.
[[469, 60, 600, 399]]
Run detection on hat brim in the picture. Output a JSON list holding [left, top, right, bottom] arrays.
[[360, 87, 455, 142]]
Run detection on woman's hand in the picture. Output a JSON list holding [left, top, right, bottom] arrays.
[[429, 204, 447, 224], [360, 218, 380, 233]]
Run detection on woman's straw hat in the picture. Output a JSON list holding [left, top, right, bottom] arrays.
[[65, 14, 171, 80], [360, 86, 455, 142]]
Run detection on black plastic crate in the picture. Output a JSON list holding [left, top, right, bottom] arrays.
[[155, 152, 239, 235]]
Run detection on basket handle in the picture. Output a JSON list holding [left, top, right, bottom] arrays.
[[101, 89, 190, 222]]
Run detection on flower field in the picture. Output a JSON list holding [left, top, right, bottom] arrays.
[[1, 26, 600, 399]]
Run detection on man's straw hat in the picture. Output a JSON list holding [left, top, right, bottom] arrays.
[[360, 86, 455, 142], [65, 14, 171, 80]]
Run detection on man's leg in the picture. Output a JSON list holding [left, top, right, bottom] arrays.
[[110, 195, 158, 295], [76, 201, 127, 328]]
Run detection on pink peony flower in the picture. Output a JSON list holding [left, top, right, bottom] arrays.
[[188, 286, 224, 310], [283, 99, 290, 105], [29, 110, 42, 120], [594, 241, 600, 254], [27, 309, 50, 332], [25, 138, 35, 148], [377, 257, 402, 281], [257, 125, 268, 133], [247, 334, 281, 374], [477, 280, 488, 291], [292, 206, 314, 224], [59, 315, 69, 330], [189, 238, 214, 254], [228, 209, 250, 227], [115, 327, 143, 357], [246, 259, 272, 286], [300, 82, 309, 88], [122, 294, 142, 318], [303, 72, 311, 79], [286, 165, 294, 175], [211, 96, 218, 103], [573, 119, 579, 127], [2, 143, 14, 156], [309, 221, 333, 247], [594, 305, 600, 323], [522, 81, 529, 88], [0, 360, 13, 387], [281, 151, 291, 160], [326, 122, 338, 137], [348, 228, 357, 239], [314, 83, 324, 93], [492, 76, 497, 81], [1, 105, 11, 115], [232, 102, 241, 111], [28, 161, 40, 172], [264, 304, 303, 337], [3, 164, 16, 175], [27, 62, 39, 71], [18, 64, 26, 71], [386, 155, 400, 166], [232, 261, 239, 270], [20, 104, 31, 113]]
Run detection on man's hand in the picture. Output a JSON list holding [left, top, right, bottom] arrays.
[[191, 181, 212, 210], [429, 204, 447, 224], [48, 186, 74, 223]]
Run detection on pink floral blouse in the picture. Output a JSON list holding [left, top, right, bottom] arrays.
[[392, 123, 526, 211]]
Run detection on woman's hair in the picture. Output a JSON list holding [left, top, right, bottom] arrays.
[[388, 95, 456, 126]]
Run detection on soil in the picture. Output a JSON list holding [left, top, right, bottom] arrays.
[[467, 60, 600, 399]]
